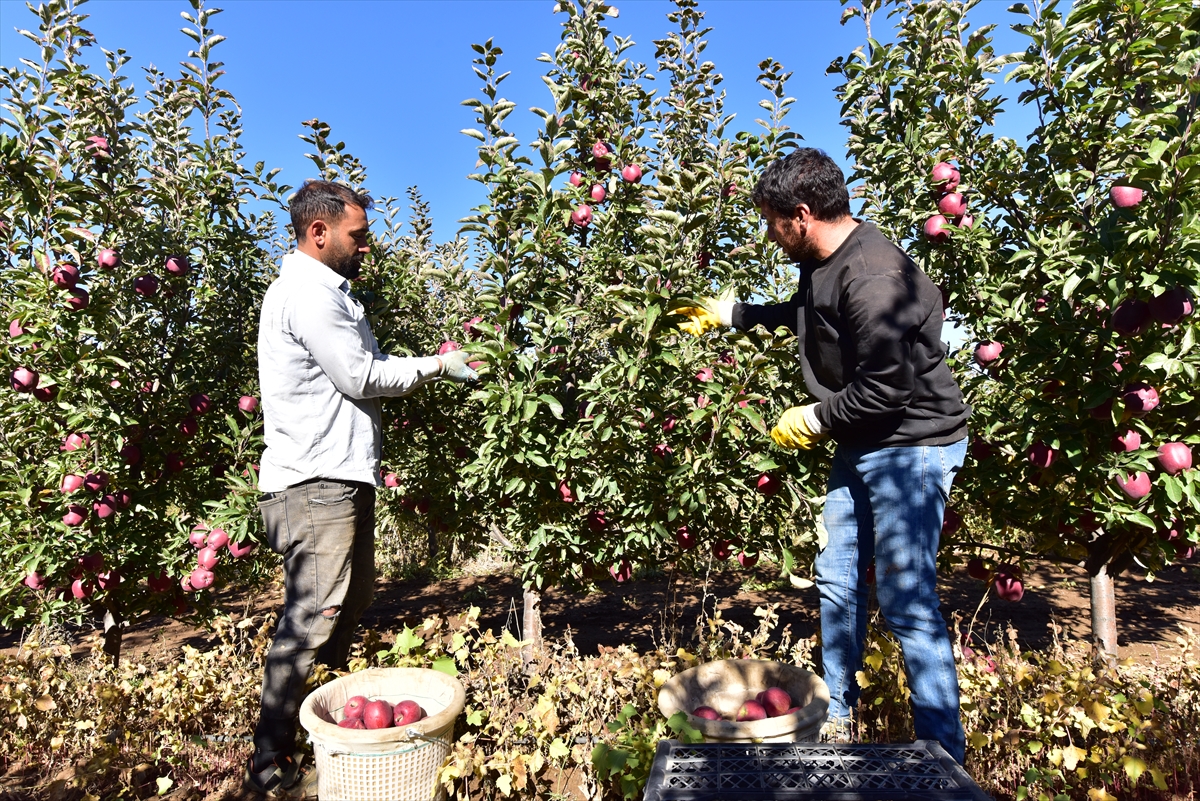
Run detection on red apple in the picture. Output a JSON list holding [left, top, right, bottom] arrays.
[[229, 540, 256, 558], [756, 472, 780, 496], [97, 248, 120, 270], [24, 571, 47, 591], [60, 474, 84, 494], [463, 316, 485, 339], [395, 699, 424, 725], [973, 340, 1003, 367], [1027, 442, 1055, 469], [587, 510, 608, 531], [9, 319, 25, 338], [1033, 297, 1049, 313], [937, 193, 967, 217], [189, 567, 214, 590], [1157, 442, 1192, 475], [438, 340, 461, 355], [956, 214, 974, 229], [121, 444, 143, 465], [931, 161, 956, 187], [52, 264, 80, 289], [344, 696, 368, 719], [621, 164, 643, 183], [591, 142, 610, 160], [133, 274, 159, 297], [695, 367, 714, 382], [736, 700, 767, 721], [651, 443, 673, 459], [238, 395, 259, 413], [712, 539, 732, 560], [63, 505, 88, 527], [180, 575, 194, 593], [676, 525, 696, 550], [94, 495, 117, 519], [85, 135, 109, 157], [165, 255, 190, 276], [10, 367, 38, 393], [1149, 286, 1194, 325], [189, 393, 211, 415], [363, 699, 394, 729], [722, 182, 738, 197], [189, 527, 209, 548], [967, 557, 988, 580], [416, 497, 431, 515], [179, 417, 198, 438], [147, 571, 172, 593], [1111, 298, 1150, 335], [971, 438, 993, 460], [383, 472, 400, 488], [197, 547, 220, 570], [71, 578, 93, 600], [923, 215, 950, 243], [1121, 383, 1159, 415], [32, 384, 58, 402], [206, 528, 229, 550], [65, 288, 89, 311], [165, 452, 185, 473], [760, 687, 792, 717], [83, 472, 109, 493], [338, 716, 367, 729], [1115, 471, 1151, 500], [1110, 184, 1143, 208], [609, 560, 632, 583], [571, 204, 593, 227], [589, 184, 607, 203], [568, 171, 583, 187], [61, 432, 90, 452], [994, 569, 1024, 602], [691, 706, 720, 720], [1109, 429, 1140, 453], [1089, 397, 1114, 421], [97, 570, 121, 590], [661, 415, 677, 432], [558, 481, 575, 503], [1175, 543, 1195, 561], [112, 489, 132, 509], [737, 551, 758, 568]]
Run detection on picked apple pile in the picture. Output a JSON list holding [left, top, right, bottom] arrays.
[[691, 686, 800, 722], [337, 695, 426, 730]]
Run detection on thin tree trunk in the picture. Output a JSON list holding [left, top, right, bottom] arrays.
[[1090, 565, 1118, 659], [102, 607, 124, 666], [427, 520, 438, 564], [521, 587, 543, 669]]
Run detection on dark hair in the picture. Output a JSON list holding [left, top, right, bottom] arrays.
[[289, 180, 374, 242], [751, 148, 851, 222]]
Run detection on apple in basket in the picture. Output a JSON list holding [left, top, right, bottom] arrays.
[[362, 699, 394, 729], [691, 706, 720, 721], [758, 687, 793, 717], [343, 695, 368, 720], [337, 716, 366, 729], [395, 699, 426, 726]]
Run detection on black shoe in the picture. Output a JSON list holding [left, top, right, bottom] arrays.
[[243, 752, 304, 797]]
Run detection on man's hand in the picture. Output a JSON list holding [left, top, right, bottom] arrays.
[[437, 350, 479, 384], [674, 299, 734, 336], [770, 404, 828, 450]]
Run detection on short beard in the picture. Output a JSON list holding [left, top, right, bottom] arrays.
[[324, 246, 362, 280]]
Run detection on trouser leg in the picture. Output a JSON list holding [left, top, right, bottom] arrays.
[[253, 479, 372, 760], [862, 441, 967, 764], [814, 449, 874, 724], [315, 486, 375, 671]]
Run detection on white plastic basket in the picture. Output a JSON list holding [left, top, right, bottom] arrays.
[[657, 658, 830, 743], [299, 667, 466, 801]]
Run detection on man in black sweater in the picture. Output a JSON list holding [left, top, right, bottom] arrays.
[[678, 148, 970, 763]]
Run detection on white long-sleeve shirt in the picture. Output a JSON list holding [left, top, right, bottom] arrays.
[[257, 250, 442, 492]]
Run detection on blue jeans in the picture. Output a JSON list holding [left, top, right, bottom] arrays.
[[815, 439, 967, 764]]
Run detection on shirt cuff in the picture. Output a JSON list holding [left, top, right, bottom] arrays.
[[801, 403, 828, 434], [716, 300, 735, 327]]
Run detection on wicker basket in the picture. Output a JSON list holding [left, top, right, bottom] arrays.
[[299, 667, 466, 801], [657, 659, 830, 743]]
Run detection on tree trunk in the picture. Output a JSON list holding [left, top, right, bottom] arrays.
[[427, 520, 439, 564], [521, 587, 543, 669], [1089, 565, 1118, 659], [102, 607, 124, 666]]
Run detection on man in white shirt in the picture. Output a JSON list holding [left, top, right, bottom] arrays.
[[245, 180, 477, 797]]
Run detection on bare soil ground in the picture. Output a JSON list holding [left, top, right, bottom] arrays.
[[9, 557, 1196, 665]]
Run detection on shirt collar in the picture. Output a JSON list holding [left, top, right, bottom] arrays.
[[281, 250, 350, 294]]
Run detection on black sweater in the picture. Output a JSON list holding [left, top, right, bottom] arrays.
[[732, 222, 969, 448]]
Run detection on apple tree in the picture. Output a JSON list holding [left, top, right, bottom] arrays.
[[0, 0, 281, 659], [832, 0, 1200, 653]]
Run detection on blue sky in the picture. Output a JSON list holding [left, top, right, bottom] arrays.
[[0, 0, 1040, 242]]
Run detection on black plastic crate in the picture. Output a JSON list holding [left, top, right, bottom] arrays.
[[643, 740, 992, 801]]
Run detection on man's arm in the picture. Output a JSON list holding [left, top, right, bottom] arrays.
[[731, 291, 802, 333], [291, 288, 443, 400]]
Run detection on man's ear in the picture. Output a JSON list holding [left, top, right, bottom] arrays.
[[308, 219, 328, 248]]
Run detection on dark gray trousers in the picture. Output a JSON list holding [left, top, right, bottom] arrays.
[[252, 478, 376, 758]]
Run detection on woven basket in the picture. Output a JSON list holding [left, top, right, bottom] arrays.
[[299, 667, 466, 801], [657, 659, 830, 743]]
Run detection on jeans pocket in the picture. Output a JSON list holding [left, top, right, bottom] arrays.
[[309, 482, 358, 507], [258, 495, 290, 554]]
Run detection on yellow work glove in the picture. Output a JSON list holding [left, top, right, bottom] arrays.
[[673, 298, 734, 337], [770, 404, 828, 450]]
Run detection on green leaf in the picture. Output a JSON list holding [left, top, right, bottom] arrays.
[[393, 625, 424, 656], [432, 656, 458, 677]]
